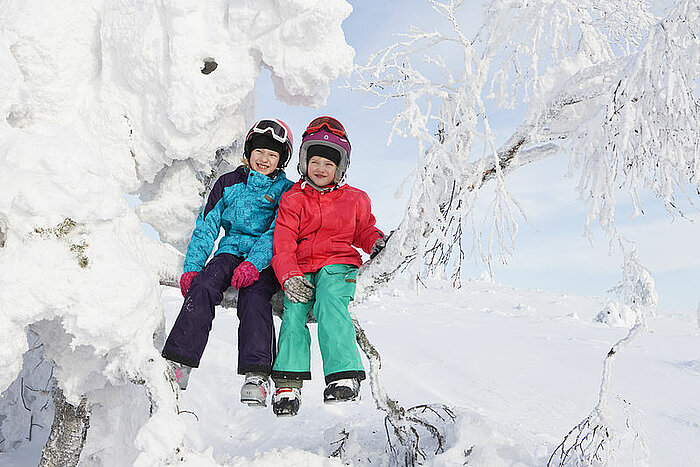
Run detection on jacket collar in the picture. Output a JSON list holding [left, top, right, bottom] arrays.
[[240, 166, 287, 188], [300, 178, 342, 193]]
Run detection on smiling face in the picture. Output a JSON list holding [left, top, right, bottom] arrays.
[[307, 155, 337, 187], [248, 148, 280, 176]]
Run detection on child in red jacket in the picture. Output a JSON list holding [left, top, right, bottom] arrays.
[[270, 116, 385, 416]]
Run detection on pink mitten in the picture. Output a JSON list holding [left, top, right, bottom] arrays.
[[180, 271, 198, 297], [231, 261, 259, 289]]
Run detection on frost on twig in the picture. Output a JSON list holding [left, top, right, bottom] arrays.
[[353, 314, 456, 466], [568, 0, 700, 240], [351, 0, 668, 291], [548, 246, 657, 466], [548, 409, 610, 466], [352, 1, 696, 464]]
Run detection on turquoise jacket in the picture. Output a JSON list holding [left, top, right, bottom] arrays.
[[184, 166, 294, 273]]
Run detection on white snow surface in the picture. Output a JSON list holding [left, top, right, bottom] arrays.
[[155, 283, 700, 466], [5, 281, 700, 465]]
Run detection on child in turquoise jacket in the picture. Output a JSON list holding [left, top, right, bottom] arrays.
[[162, 119, 294, 408]]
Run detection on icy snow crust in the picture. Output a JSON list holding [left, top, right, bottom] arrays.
[[0, 0, 352, 464]]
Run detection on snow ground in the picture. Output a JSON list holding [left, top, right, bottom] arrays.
[[170, 279, 700, 466], [168, 282, 700, 466], [3, 278, 699, 466]]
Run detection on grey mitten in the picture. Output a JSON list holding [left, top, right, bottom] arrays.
[[370, 237, 386, 259], [284, 276, 315, 303]]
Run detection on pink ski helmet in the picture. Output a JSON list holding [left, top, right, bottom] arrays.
[[298, 118, 351, 184]]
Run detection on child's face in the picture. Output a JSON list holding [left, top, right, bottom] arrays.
[[307, 156, 337, 187], [249, 148, 280, 176]]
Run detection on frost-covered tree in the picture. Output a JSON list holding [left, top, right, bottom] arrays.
[[0, 0, 353, 464], [354, 0, 698, 464], [355, 0, 698, 291]]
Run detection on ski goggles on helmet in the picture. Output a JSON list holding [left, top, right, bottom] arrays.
[[248, 119, 290, 145], [303, 116, 348, 140]]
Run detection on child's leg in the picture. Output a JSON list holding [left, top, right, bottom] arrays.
[[271, 273, 315, 384], [236, 266, 278, 375], [162, 253, 241, 368], [313, 265, 366, 385]]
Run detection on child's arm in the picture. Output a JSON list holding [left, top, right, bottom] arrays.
[[271, 196, 305, 285], [352, 191, 384, 255], [182, 177, 227, 272]]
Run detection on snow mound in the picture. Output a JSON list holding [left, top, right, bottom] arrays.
[[595, 301, 637, 327]]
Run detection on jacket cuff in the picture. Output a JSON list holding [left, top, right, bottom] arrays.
[[365, 231, 384, 254], [280, 271, 304, 287], [247, 257, 265, 272]]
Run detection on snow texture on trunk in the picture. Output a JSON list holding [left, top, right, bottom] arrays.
[[0, 0, 353, 463]]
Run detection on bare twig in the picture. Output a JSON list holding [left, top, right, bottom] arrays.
[[330, 429, 350, 458], [353, 314, 456, 465], [176, 410, 200, 422]]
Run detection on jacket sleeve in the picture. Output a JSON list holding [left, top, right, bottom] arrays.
[[352, 191, 384, 254], [271, 194, 305, 286], [183, 177, 226, 273]]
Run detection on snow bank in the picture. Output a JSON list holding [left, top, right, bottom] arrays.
[[0, 0, 353, 462]]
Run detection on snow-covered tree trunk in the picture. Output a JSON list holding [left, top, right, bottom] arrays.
[[548, 246, 658, 466], [0, 0, 355, 463], [38, 389, 89, 467]]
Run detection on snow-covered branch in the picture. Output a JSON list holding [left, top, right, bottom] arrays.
[[569, 0, 700, 236], [355, 0, 696, 464], [549, 245, 657, 466], [354, 0, 698, 297], [354, 0, 646, 289]]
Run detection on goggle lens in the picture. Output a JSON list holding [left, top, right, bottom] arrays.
[[250, 119, 288, 143], [303, 116, 347, 139]]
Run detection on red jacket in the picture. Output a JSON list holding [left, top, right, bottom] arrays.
[[272, 181, 384, 285]]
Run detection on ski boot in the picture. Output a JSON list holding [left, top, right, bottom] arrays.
[[272, 387, 301, 417], [168, 360, 192, 391], [240, 374, 270, 407], [323, 378, 360, 403]]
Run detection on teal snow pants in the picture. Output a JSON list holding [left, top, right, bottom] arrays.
[[272, 264, 366, 385]]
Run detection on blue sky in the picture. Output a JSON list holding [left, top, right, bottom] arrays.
[[255, 0, 699, 313]]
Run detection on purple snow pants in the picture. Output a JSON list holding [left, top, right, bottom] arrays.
[[161, 253, 278, 375]]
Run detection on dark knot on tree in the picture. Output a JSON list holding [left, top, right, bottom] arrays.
[[201, 58, 218, 75]]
